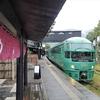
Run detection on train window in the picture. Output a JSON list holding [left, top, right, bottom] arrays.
[[92, 52, 95, 59], [58, 47, 61, 54], [71, 52, 95, 62], [65, 51, 70, 58], [54, 48, 57, 53], [50, 47, 59, 53], [81, 52, 91, 57], [56, 47, 58, 53], [52, 47, 61, 54], [51, 49, 55, 53], [71, 52, 79, 58], [71, 43, 93, 50], [66, 43, 70, 49]]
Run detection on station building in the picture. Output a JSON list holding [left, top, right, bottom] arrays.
[[43, 30, 82, 48]]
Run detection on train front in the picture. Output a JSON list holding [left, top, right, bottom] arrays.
[[64, 38, 96, 81], [70, 51, 95, 81]]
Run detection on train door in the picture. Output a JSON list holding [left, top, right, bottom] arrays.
[[48, 49, 52, 58], [59, 44, 65, 69], [61, 44, 64, 58]]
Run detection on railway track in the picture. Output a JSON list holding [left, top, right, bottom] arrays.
[[95, 71, 100, 75], [94, 69, 100, 75], [85, 81, 99, 90], [96, 70, 100, 72], [80, 81, 99, 91]]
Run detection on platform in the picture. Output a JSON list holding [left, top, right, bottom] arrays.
[[1, 56, 100, 100], [41, 56, 100, 100]]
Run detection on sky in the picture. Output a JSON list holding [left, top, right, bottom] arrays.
[[53, 0, 100, 34]]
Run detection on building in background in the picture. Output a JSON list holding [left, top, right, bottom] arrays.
[[43, 30, 81, 48]]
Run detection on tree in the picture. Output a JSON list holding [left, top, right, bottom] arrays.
[[93, 20, 100, 46], [93, 20, 100, 63], [42, 42, 51, 50], [45, 43, 51, 49], [46, 21, 56, 36], [86, 20, 100, 45], [86, 20, 100, 63], [86, 31, 94, 42]]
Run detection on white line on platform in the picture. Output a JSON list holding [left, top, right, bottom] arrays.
[[5, 97, 16, 100], [10, 83, 16, 92], [0, 79, 6, 85], [44, 60, 81, 100]]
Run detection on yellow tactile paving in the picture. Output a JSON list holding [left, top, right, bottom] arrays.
[[44, 60, 81, 100]]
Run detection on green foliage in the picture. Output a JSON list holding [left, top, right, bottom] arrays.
[[46, 21, 56, 36], [42, 42, 51, 49], [93, 20, 100, 38], [93, 27, 99, 38], [96, 42, 100, 64], [45, 43, 51, 49], [86, 31, 94, 42], [86, 20, 100, 63], [86, 20, 100, 39], [27, 49, 32, 54]]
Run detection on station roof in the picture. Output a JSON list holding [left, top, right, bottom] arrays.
[[0, 0, 66, 42]]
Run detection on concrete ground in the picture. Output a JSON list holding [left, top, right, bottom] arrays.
[[0, 62, 43, 100], [1, 57, 100, 100]]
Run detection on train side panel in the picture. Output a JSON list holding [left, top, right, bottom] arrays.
[[48, 44, 65, 70]]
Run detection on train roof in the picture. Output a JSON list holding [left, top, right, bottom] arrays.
[[65, 37, 92, 43], [48, 37, 92, 50]]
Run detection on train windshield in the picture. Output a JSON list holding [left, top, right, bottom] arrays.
[[70, 43, 93, 50], [71, 52, 95, 62]]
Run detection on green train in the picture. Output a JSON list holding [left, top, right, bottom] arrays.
[[47, 37, 96, 81]]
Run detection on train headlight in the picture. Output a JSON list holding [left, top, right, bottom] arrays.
[[80, 72, 87, 79], [91, 66, 94, 69], [71, 65, 75, 68]]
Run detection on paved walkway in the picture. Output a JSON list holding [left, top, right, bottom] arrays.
[[1, 57, 100, 100], [41, 57, 100, 100]]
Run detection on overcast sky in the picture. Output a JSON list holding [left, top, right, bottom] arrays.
[[53, 0, 100, 33]]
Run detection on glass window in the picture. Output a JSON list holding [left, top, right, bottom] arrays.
[[65, 51, 70, 58], [70, 43, 93, 50], [71, 51, 95, 62], [66, 43, 70, 49], [68, 32, 72, 34], [50, 33, 55, 35], [59, 32, 64, 34]]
